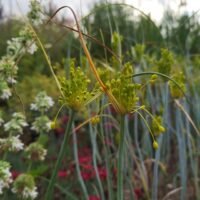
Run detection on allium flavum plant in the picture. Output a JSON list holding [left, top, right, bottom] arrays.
[[0, 0, 199, 200]]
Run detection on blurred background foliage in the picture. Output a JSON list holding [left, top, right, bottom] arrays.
[[0, 1, 200, 199]]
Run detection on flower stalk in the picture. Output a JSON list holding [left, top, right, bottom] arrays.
[[117, 115, 126, 200], [44, 110, 75, 200]]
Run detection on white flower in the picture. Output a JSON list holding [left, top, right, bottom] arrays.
[[26, 41, 38, 54], [12, 174, 38, 200], [7, 37, 23, 56], [0, 161, 12, 194], [0, 56, 18, 81], [7, 77, 17, 84], [0, 136, 24, 152], [4, 112, 28, 135], [23, 186, 38, 199], [30, 91, 54, 112], [25, 142, 47, 161], [31, 115, 51, 133], [11, 136, 24, 151], [28, 0, 44, 26], [1, 88, 12, 100]]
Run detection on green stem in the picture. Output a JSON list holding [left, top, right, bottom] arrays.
[[44, 110, 75, 200], [117, 115, 126, 200], [72, 124, 89, 200], [27, 162, 32, 172]]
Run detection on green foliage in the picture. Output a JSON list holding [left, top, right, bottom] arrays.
[[10, 73, 60, 111], [0, 2, 200, 200]]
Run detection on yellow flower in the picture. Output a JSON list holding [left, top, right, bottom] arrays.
[[91, 116, 100, 125], [153, 141, 159, 150], [50, 121, 56, 129]]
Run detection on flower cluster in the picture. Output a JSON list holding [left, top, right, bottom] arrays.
[[157, 48, 174, 76], [25, 142, 47, 161], [0, 77, 12, 100], [78, 147, 107, 181], [151, 115, 165, 136], [169, 72, 186, 99], [28, 0, 44, 26], [30, 91, 53, 134], [0, 161, 12, 194], [0, 0, 43, 101], [30, 91, 54, 112], [106, 62, 140, 114], [4, 112, 28, 135], [31, 116, 51, 133], [0, 113, 27, 153], [59, 61, 98, 111], [0, 135, 24, 152], [0, 56, 18, 84], [12, 174, 38, 200]]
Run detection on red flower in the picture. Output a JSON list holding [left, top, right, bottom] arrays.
[[58, 170, 68, 178], [11, 170, 20, 180], [81, 171, 94, 181], [98, 167, 107, 180], [79, 155, 92, 164], [88, 195, 101, 200], [134, 188, 143, 199], [82, 164, 93, 170]]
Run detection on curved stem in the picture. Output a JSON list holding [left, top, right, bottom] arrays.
[[44, 110, 75, 200], [117, 115, 126, 200]]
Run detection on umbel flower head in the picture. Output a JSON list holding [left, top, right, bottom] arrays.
[[30, 91, 54, 112], [25, 142, 47, 161], [12, 173, 38, 200], [4, 112, 28, 135], [106, 62, 140, 114], [0, 135, 24, 152], [0, 160, 12, 194], [31, 115, 51, 133], [59, 61, 98, 111], [157, 48, 174, 76]]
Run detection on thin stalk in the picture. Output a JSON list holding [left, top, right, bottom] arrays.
[[72, 124, 89, 200], [44, 110, 75, 200], [117, 115, 126, 200], [100, 97, 114, 200], [89, 124, 105, 200]]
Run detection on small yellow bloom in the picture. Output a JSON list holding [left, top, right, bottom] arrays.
[[158, 125, 165, 133], [50, 121, 56, 129], [153, 141, 159, 150], [91, 116, 100, 125]]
